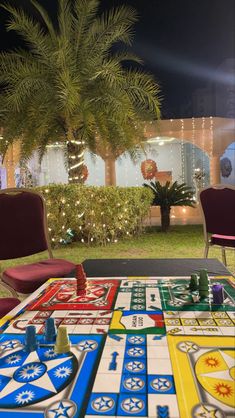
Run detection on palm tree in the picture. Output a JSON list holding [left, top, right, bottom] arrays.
[[144, 181, 195, 232], [0, 0, 161, 183]]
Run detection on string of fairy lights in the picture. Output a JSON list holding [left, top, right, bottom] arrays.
[[0, 117, 225, 236]]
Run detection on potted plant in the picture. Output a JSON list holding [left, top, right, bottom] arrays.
[[144, 181, 195, 232]]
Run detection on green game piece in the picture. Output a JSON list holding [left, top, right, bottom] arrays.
[[199, 269, 208, 285], [54, 326, 71, 354], [189, 274, 198, 291], [199, 269, 209, 297]]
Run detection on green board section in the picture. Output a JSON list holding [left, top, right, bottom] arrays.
[[159, 278, 235, 311]]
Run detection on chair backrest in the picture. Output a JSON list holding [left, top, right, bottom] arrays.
[[199, 185, 235, 236], [0, 188, 52, 260]]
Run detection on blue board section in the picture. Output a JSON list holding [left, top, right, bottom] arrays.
[[0, 333, 104, 417]]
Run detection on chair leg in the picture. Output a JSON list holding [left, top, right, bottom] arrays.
[[204, 244, 209, 258], [222, 247, 227, 266]]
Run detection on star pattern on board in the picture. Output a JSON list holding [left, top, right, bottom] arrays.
[[127, 336, 145, 345], [178, 341, 198, 353], [125, 361, 145, 372], [92, 396, 114, 412], [151, 377, 171, 391], [0, 349, 74, 406], [124, 377, 145, 391], [0, 340, 22, 351], [121, 397, 144, 413], [127, 347, 145, 357], [193, 403, 222, 418], [49, 401, 73, 418], [77, 340, 97, 352]]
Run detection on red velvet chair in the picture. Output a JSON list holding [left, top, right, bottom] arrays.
[[0, 188, 75, 296], [199, 185, 235, 266]]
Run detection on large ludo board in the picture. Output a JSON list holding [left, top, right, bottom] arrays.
[[0, 276, 234, 417]]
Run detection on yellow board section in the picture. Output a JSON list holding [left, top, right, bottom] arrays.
[[0, 314, 12, 328], [168, 335, 235, 418]]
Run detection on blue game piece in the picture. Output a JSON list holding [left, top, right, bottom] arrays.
[[25, 325, 38, 352], [45, 317, 57, 342]]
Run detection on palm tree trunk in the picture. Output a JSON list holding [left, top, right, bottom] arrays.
[[66, 130, 86, 184], [160, 206, 171, 232]]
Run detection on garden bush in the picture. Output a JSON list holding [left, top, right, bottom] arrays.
[[35, 185, 153, 246]]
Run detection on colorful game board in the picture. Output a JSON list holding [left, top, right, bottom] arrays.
[[0, 275, 234, 417]]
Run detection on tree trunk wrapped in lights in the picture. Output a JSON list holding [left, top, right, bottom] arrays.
[[67, 140, 86, 184]]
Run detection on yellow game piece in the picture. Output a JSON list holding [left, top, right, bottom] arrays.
[[54, 326, 71, 354]]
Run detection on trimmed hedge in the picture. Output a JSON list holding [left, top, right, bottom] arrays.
[[35, 185, 153, 246]]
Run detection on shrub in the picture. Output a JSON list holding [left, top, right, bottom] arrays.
[[35, 184, 153, 246]]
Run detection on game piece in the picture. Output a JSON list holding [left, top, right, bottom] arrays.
[[24, 325, 38, 352], [54, 325, 71, 353], [76, 263, 87, 296], [198, 269, 209, 298], [189, 273, 198, 291], [212, 284, 224, 304], [45, 317, 57, 342]]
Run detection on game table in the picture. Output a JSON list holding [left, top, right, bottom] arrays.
[[0, 259, 234, 418]]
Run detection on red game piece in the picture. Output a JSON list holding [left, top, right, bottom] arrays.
[[76, 264, 87, 296]]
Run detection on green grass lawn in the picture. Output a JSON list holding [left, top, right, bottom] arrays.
[[1, 225, 234, 297]]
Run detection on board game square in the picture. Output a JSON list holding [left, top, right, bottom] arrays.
[[105, 335, 127, 346], [148, 374, 175, 394], [201, 327, 222, 335], [61, 318, 79, 325], [94, 318, 110, 325], [147, 358, 173, 375], [123, 359, 146, 375], [126, 335, 146, 346], [193, 311, 213, 318], [120, 374, 147, 394], [93, 373, 122, 393], [73, 325, 92, 333], [147, 346, 170, 359], [198, 319, 216, 326], [78, 318, 95, 325], [97, 311, 113, 318], [166, 326, 184, 335], [148, 394, 179, 417], [86, 393, 118, 415], [97, 357, 124, 375], [162, 311, 180, 318], [164, 318, 181, 326], [51, 310, 69, 318], [147, 335, 168, 346], [117, 394, 147, 416], [219, 326, 235, 336], [215, 318, 234, 326], [180, 318, 198, 326], [178, 311, 196, 318], [227, 311, 235, 320], [124, 346, 146, 359], [211, 312, 229, 319], [101, 345, 125, 358], [182, 326, 203, 335], [29, 318, 45, 324], [35, 311, 52, 318], [90, 325, 109, 334]]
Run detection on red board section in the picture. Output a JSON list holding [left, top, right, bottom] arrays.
[[29, 279, 120, 311]]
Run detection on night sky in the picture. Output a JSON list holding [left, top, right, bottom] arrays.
[[0, 0, 234, 118]]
